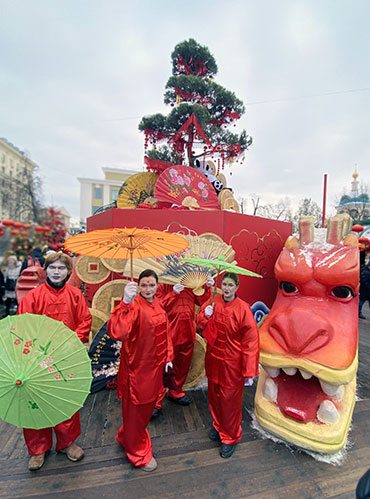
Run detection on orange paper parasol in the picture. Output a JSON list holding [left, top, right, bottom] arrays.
[[64, 227, 189, 280]]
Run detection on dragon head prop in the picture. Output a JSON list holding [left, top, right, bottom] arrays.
[[254, 214, 359, 454]]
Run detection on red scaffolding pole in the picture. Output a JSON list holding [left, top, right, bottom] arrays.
[[322, 174, 328, 227]]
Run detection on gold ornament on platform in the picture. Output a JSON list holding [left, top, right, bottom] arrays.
[[222, 197, 241, 213], [75, 256, 110, 284], [92, 279, 131, 317], [101, 258, 127, 274]]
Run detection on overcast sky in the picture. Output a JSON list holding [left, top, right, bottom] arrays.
[[1, 0, 369, 219]]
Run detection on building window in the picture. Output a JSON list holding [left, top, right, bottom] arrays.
[[94, 187, 103, 199], [9, 159, 13, 167], [111, 189, 119, 202], [1, 155, 5, 164]]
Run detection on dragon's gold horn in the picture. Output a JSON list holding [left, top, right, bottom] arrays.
[[298, 216, 315, 246]]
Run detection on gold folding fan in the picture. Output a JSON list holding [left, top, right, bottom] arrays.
[[116, 172, 158, 209]]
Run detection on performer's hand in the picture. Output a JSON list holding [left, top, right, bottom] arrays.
[[123, 282, 137, 304], [206, 276, 215, 287], [165, 361, 173, 373], [173, 283, 184, 294], [205, 304, 214, 318]]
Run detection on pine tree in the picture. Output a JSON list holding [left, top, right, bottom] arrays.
[[139, 39, 252, 174]]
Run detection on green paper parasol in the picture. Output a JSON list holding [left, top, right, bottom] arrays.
[[181, 256, 262, 302], [0, 313, 92, 429]]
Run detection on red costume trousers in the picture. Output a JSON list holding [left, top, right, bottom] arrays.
[[208, 380, 244, 445], [116, 382, 154, 467], [23, 411, 81, 456], [155, 340, 194, 407]]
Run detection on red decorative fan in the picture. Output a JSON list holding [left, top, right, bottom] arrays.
[[154, 165, 219, 210]]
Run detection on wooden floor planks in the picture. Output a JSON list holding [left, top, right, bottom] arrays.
[[0, 317, 369, 498]]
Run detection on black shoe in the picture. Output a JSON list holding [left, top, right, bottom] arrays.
[[220, 443, 236, 459], [167, 395, 191, 406], [359, 313, 366, 319], [209, 425, 220, 441], [151, 408, 162, 419]]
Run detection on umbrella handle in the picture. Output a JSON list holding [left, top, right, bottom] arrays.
[[130, 250, 134, 281], [211, 271, 220, 306]]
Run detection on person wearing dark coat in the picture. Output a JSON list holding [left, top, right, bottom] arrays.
[[0, 270, 5, 315], [20, 247, 45, 274], [359, 261, 370, 319], [356, 468, 370, 499]]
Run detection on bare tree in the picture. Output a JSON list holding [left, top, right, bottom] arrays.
[[1, 159, 43, 223], [242, 194, 293, 221], [257, 197, 293, 222], [293, 198, 322, 230]]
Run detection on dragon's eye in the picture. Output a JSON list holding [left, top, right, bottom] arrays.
[[331, 286, 354, 299], [280, 281, 298, 294]]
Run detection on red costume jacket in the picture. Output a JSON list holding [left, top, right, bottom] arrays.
[[197, 294, 260, 386], [17, 281, 91, 343], [107, 294, 174, 405], [157, 284, 211, 345]]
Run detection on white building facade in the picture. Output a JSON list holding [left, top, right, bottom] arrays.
[[77, 167, 141, 221]]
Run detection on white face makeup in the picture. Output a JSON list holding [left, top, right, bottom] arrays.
[[221, 277, 239, 302], [138, 276, 158, 303], [46, 262, 69, 284]]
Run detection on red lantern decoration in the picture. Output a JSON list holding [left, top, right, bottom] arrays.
[[352, 224, 364, 233], [359, 236, 369, 245], [2, 220, 14, 227]]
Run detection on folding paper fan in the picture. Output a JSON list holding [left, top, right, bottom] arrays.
[[183, 333, 206, 389], [124, 234, 236, 291], [88, 321, 121, 393], [180, 272, 209, 295], [154, 165, 219, 209], [117, 172, 158, 209]]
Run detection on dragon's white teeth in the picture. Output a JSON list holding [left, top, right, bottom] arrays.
[[319, 379, 342, 397], [317, 400, 339, 424], [263, 378, 278, 402], [332, 385, 344, 400], [264, 366, 280, 378], [299, 369, 313, 380], [282, 367, 297, 376]]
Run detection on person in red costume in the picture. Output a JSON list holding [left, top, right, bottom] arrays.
[[154, 276, 214, 414], [17, 253, 92, 471], [197, 272, 259, 459], [107, 269, 174, 472]]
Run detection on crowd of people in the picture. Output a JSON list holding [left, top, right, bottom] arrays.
[[0, 247, 54, 318], [1, 248, 260, 473]]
